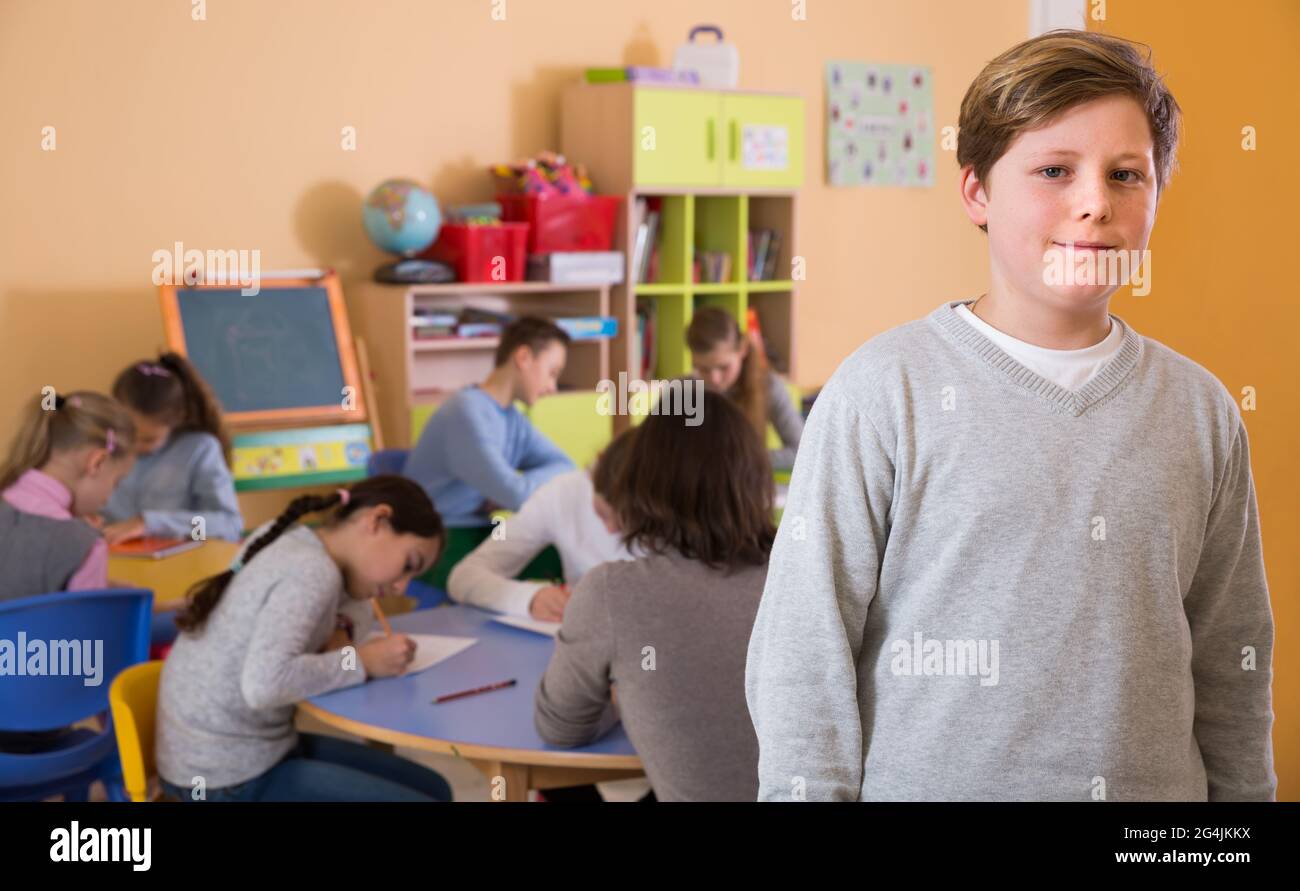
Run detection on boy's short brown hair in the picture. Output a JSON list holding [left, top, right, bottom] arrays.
[[958, 29, 1182, 231], [494, 316, 570, 367]]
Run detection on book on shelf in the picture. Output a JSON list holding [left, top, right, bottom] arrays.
[[747, 229, 783, 281], [763, 231, 782, 281], [455, 322, 504, 338], [410, 305, 515, 340], [553, 315, 618, 340], [692, 250, 732, 284], [631, 198, 662, 284]]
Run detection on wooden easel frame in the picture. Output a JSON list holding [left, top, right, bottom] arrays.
[[158, 270, 367, 430]]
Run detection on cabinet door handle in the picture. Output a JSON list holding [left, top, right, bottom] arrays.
[[729, 119, 738, 162], [706, 117, 716, 161]]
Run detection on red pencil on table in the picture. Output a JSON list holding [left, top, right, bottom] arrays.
[[433, 679, 517, 704]]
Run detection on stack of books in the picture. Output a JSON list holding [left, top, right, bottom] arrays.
[[410, 306, 515, 340], [748, 229, 783, 281], [693, 250, 732, 284]]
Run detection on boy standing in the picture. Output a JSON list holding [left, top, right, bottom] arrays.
[[745, 31, 1275, 801]]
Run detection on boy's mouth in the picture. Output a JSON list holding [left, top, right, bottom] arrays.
[[1053, 241, 1117, 251]]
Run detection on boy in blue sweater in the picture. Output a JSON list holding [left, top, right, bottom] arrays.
[[746, 31, 1275, 801], [403, 316, 574, 585]]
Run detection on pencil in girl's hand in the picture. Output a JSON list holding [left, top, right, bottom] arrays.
[[370, 598, 394, 637]]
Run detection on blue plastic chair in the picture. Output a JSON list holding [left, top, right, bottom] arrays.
[[0, 587, 152, 801], [367, 448, 409, 477]]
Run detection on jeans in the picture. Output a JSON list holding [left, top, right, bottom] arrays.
[[160, 733, 453, 802]]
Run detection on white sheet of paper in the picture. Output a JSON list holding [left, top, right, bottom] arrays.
[[361, 632, 477, 675], [490, 614, 560, 638]]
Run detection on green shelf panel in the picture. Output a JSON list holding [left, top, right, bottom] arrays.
[[694, 195, 745, 286], [653, 291, 693, 379], [657, 194, 692, 285]]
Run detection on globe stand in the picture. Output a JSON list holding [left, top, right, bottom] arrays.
[[373, 257, 455, 284]]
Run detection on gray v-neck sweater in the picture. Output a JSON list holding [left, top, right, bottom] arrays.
[[746, 300, 1275, 801]]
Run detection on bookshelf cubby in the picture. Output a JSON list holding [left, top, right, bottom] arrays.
[[630, 192, 797, 380]]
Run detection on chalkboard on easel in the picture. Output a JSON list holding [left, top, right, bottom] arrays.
[[159, 271, 367, 429]]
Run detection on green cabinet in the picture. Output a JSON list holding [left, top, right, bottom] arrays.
[[632, 89, 803, 189], [721, 95, 804, 188], [634, 89, 723, 187]]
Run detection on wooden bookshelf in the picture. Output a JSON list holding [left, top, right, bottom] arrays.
[[349, 280, 612, 449], [562, 82, 805, 431]]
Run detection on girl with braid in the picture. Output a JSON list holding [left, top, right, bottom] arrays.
[[101, 353, 243, 543], [155, 475, 453, 802]]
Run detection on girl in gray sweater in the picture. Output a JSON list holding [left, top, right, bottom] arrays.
[[535, 390, 774, 801], [155, 475, 452, 802]]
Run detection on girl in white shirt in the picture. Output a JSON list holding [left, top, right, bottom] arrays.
[[447, 428, 637, 621]]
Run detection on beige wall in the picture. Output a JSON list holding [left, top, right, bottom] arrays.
[[2, 0, 1295, 796], [0, 0, 1022, 418]]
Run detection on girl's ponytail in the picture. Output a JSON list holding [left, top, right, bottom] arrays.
[[0, 390, 135, 492], [114, 353, 232, 465], [175, 475, 443, 633]]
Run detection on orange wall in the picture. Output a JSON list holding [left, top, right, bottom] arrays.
[[1094, 0, 1300, 800], [0, 0, 1294, 796]]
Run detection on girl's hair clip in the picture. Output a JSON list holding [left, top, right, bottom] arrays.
[[104, 428, 117, 454], [137, 362, 173, 377], [228, 557, 245, 574], [336, 488, 351, 506]]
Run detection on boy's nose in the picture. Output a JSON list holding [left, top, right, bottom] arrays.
[[1074, 178, 1113, 223]]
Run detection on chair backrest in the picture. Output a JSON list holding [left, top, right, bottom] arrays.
[[367, 448, 409, 477], [0, 588, 151, 732], [108, 660, 164, 802]]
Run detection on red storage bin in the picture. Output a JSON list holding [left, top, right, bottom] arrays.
[[498, 194, 620, 254], [422, 222, 529, 282]]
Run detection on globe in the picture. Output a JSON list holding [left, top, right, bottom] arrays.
[[362, 178, 441, 257]]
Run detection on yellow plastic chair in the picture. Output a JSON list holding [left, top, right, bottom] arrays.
[[109, 660, 164, 802]]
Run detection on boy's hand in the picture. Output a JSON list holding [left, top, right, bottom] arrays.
[[529, 584, 570, 622], [358, 633, 416, 678], [104, 516, 146, 545]]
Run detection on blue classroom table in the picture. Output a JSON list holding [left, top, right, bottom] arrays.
[[299, 604, 643, 801]]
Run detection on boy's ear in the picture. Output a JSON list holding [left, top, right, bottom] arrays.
[[511, 344, 532, 371], [959, 165, 990, 230]]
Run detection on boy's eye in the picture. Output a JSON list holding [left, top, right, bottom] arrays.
[[1113, 169, 1142, 183], [1041, 166, 1067, 179]]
